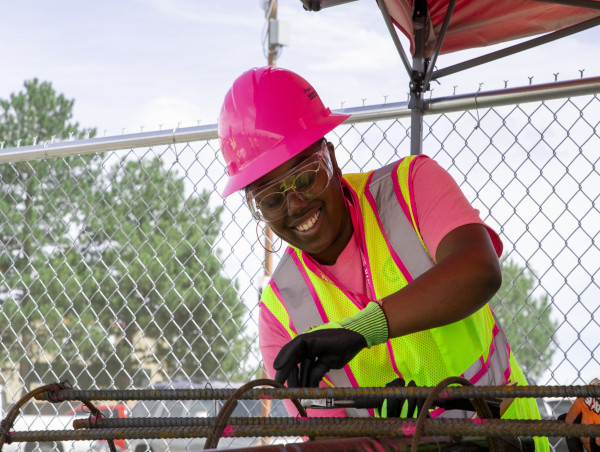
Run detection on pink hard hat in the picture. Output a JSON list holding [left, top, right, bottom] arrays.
[[218, 66, 350, 197]]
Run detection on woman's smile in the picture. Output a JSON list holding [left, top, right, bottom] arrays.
[[293, 208, 321, 232]]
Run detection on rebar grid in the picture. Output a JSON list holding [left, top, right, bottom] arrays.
[[1, 379, 596, 451]]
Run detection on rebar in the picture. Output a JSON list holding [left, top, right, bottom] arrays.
[[8, 419, 600, 443], [35, 384, 600, 403]]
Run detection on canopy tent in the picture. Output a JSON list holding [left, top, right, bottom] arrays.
[[383, 0, 600, 57], [300, 0, 600, 154]]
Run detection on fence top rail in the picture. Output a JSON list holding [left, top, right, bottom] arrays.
[[0, 124, 219, 164], [1, 76, 599, 164]]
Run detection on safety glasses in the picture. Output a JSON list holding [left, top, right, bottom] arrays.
[[245, 140, 334, 221]]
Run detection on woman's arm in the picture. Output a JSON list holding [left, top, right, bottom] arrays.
[[381, 222, 502, 338]]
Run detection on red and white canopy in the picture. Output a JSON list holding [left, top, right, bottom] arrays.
[[383, 0, 600, 56]]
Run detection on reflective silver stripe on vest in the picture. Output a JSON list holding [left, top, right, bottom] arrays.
[[369, 162, 434, 278], [435, 314, 511, 419], [274, 252, 321, 335], [271, 252, 367, 417], [462, 313, 510, 386]]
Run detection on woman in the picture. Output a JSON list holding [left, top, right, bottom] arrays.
[[218, 66, 548, 451]]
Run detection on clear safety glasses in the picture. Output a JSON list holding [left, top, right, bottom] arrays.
[[245, 141, 334, 222]]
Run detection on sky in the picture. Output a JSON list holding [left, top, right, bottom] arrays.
[[1, 0, 599, 136], [1, 1, 600, 385]]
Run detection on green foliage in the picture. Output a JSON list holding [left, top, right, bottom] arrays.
[[0, 78, 93, 147], [1, 80, 247, 391], [81, 157, 249, 384], [0, 80, 99, 390], [490, 259, 558, 380]]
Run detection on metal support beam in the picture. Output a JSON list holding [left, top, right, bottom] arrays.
[[537, 0, 600, 11], [376, 0, 412, 77], [426, 75, 600, 114], [432, 16, 600, 80], [409, 0, 428, 155], [422, 0, 456, 90]]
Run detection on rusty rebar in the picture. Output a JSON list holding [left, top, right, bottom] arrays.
[[411, 376, 502, 452], [0, 381, 119, 452], [203, 379, 307, 449], [8, 418, 600, 443], [34, 384, 600, 403], [12, 380, 600, 452]]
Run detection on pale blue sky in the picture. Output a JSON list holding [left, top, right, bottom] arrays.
[[2, 0, 599, 135]]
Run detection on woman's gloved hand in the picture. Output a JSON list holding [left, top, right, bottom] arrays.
[[274, 302, 388, 387], [375, 378, 423, 418]]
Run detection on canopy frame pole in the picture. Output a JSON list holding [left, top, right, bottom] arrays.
[[409, 0, 429, 155], [422, 0, 456, 91], [376, 0, 413, 78], [432, 16, 600, 80], [538, 0, 600, 11]]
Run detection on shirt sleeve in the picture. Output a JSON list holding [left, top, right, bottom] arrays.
[[411, 156, 503, 262], [258, 303, 347, 418]]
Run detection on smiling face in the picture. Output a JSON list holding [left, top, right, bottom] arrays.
[[246, 139, 353, 265]]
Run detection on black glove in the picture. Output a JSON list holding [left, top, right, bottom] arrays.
[[273, 328, 367, 387], [274, 302, 388, 388], [375, 378, 423, 418]]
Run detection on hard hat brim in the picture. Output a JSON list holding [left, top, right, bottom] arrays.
[[220, 112, 350, 198]]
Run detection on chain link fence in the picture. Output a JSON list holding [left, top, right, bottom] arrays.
[[1, 80, 599, 449]]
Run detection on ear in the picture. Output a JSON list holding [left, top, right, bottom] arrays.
[[325, 141, 343, 178]]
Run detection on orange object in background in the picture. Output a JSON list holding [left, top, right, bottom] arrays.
[[68, 402, 130, 451]]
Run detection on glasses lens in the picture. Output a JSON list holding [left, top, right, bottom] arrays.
[[248, 143, 333, 221], [292, 167, 318, 191], [257, 191, 286, 212]]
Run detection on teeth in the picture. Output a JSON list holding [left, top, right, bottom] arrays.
[[296, 210, 320, 231]]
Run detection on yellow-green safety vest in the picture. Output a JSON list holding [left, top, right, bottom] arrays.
[[261, 155, 548, 451]]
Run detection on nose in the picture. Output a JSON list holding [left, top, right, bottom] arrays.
[[286, 191, 308, 215]]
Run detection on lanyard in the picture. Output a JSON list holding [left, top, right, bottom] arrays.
[[346, 192, 375, 299], [305, 187, 375, 306]]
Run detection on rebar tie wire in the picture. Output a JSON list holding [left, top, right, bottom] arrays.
[[6, 377, 600, 452]]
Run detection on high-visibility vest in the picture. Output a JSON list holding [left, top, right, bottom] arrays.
[[261, 155, 547, 449]]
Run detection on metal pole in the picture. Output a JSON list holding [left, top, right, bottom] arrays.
[[376, 0, 413, 78], [264, 0, 277, 309], [409, 0, 428, 156], [537, 0, 600, 10], [422, 0, 456, 90], [260, 0, 278, 425]]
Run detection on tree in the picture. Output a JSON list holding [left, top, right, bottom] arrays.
[[0, 79, 98, 393], [0, 78, 92, 148], [490, 259, 558, 380], [80, 157, 249, 385], [1, 80, 247, 394]]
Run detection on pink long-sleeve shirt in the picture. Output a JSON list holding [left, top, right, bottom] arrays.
[[259, 156, 503, 417]]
